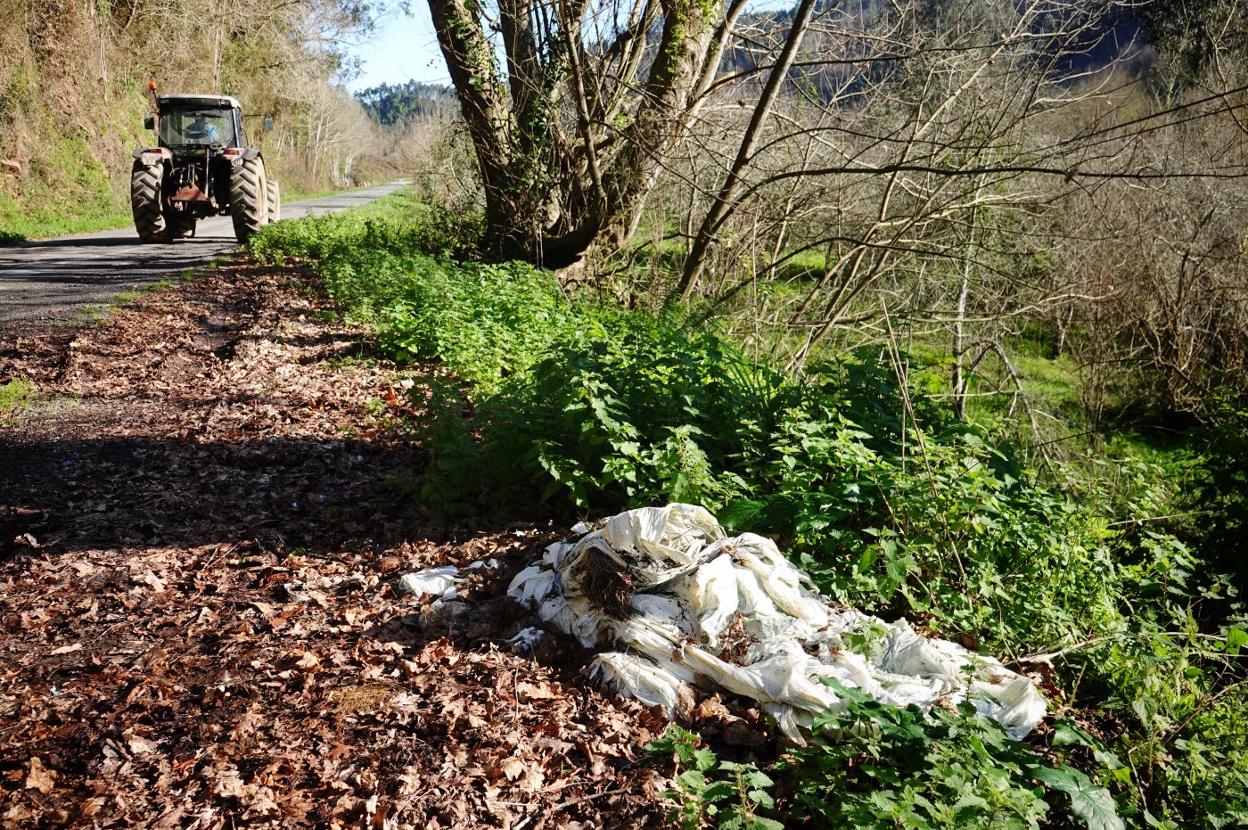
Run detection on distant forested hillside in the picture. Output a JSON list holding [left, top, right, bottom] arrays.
[[356, 81, 456, 126]]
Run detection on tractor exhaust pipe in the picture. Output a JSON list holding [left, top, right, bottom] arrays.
[[144, 82, 159, 137]]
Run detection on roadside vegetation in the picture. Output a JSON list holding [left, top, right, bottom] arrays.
[[0, 210, 135, 243], [370, 4, 1248, 821], [251, 189, 1248, 828]]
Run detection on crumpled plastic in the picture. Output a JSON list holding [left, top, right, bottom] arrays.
[[398, 565, 462, 599], [508, 503, 1046, 743]]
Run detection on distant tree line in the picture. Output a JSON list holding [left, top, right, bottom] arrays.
[[356, 81, 457, 126]]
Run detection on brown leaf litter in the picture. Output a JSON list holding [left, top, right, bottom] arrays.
[[0, 259, 728, 828]]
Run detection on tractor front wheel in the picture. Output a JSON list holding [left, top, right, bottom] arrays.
[[131, 162, 167, 243], [229, 157, 268, 243]]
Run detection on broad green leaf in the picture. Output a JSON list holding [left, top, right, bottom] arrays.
[[745, 770, 775, 789], [1032, 767, 1124, 830], [746, 818, 784, 830], [700, 780, 734, 804], [676, 769, 707, 791], [692, 747, 718, 772], [1052, 719, 1099, 749]]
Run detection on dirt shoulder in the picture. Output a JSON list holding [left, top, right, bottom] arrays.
[[0, 259, 667, 828]]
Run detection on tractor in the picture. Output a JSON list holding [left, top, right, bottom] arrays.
[[131, 87, 280, 243]]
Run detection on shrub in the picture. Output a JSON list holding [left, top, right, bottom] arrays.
[[1186, 398, 1248, 591], [647, 693, 1129, 830]]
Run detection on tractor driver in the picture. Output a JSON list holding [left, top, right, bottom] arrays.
[[185, 113, 221, 143]]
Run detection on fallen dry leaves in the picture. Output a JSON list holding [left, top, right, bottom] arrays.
[[0, 260, 676, 828]]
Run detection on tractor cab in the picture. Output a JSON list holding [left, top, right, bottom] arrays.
[[154, 96, 244, 151]]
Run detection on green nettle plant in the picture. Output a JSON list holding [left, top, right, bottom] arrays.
[[253, 196, 1248, 829], [646, 687, 1129, 830], [777, 686, 1122, 830], [647, 726, 783, 830]]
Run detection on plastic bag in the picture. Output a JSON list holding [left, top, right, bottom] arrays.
[[398, 566, 462, 599]]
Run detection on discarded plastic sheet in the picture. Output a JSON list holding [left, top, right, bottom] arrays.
[[507, 626, 545, 652], [398, 565, 462, 600], [508, 503, 1046, 743]]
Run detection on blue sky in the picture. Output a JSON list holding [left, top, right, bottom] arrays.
[[344, 6, 451, 91], [340, 0, 801, 92]]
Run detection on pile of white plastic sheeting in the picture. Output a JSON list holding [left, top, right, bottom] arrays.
[[508, 504, 1046, 743]]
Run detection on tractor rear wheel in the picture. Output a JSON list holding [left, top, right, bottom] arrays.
[[131, 162, 167, 243], [266, 178, 281, 224], [229, 157, 268, 242]]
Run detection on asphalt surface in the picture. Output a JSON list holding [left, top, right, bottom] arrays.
[[0, 182, 408, 324]]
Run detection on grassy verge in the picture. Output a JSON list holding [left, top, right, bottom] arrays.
[[248, 197, 1248, 829], [0, 205, 134, 243], [0, 177, 352, 245], [283, 184, 353, 202], [0, 184, 355, 244]]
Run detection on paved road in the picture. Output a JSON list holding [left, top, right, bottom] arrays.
[[0, 182, 408, 324]]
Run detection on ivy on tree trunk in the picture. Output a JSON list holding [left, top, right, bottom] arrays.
[[426, 0, 726, 274]]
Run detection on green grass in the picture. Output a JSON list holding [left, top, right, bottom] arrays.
[[283, 184, 352, 202], [770, 247, 829, 282], [72, 305, 108, 327], [0, 379, 36, 417], [112, 278, 175, 309], [0, 118, 137, 242], [0, 205, 134, 243]]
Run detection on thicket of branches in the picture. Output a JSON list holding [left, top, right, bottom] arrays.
[[425, 0, 1248, 426]]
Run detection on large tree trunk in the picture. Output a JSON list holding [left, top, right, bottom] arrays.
[[426, 0, 724, 273], [427, 0, 528, 258]]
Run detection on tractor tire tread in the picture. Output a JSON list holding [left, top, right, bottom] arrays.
[[230, 157, 267, 242], [131, 163, 167, 243], [266, 178, 281, 224]]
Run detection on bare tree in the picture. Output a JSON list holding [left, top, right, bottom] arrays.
[[425, 0, 747, 268]]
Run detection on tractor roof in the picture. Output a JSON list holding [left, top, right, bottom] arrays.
[[158, 94, 242, 110]]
